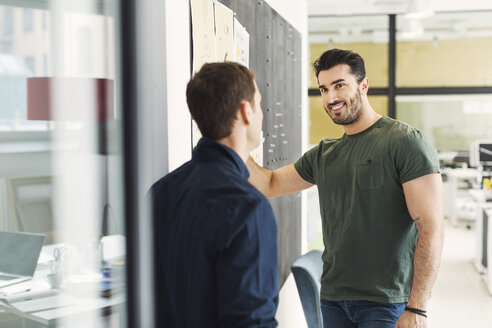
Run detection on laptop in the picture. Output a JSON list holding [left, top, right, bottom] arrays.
[[0, 231, 45, 288]]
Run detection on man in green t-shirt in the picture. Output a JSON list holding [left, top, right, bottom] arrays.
[[247, 49, 444, 328]]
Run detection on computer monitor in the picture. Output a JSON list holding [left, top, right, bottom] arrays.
[[470, 140, 492, 168]]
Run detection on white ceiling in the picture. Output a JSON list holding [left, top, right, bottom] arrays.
[[307, 0, 492, 16], [307, 0, 492, 43]]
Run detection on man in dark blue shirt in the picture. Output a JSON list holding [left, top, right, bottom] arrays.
[[151, 62, 278, 327]]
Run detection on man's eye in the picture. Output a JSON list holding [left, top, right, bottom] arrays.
[[319, 88, 327, 94], [336, 83, 343, 88]]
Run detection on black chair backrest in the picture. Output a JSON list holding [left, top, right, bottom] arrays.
[[291, 250, 323, 328]]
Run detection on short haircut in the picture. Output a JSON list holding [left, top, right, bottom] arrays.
[[186, 62, 256, 140], [313, 48, 366, 83]]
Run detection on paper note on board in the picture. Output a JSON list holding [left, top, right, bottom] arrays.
[[232, 17, 249, 68], [190, 0, 216, 145], [214, 2, 234, 62], [191, 0, 216, 73]]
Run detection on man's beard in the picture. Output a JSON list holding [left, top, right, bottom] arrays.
[[326, 89, 363, 125]]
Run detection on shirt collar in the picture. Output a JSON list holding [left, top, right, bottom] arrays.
[[193, 137, 250, 179], [342, 116, 386, 139]]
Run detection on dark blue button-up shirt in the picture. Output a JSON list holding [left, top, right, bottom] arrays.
[[152, 138, 278, 328]]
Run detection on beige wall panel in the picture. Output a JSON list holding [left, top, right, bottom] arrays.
[[397, 38, 492, 87], [369, 95, 388, 116]]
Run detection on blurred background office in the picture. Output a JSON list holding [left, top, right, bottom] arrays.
[[0, 0, 491, 327]]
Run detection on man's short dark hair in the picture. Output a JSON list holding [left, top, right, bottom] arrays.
[[313, 49, 366, 83], [186, 62, 256, 140]]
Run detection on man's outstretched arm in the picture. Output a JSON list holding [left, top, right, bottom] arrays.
[[246, 157, 313, 198]]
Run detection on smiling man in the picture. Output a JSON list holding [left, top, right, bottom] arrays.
[[247, 49, 444, 328]]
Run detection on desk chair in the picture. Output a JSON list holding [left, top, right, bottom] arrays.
[[291, 249, 323, 328], [7, 176, 54, 244]]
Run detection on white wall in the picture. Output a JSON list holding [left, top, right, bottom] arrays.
[[164, 0, 192, 173], [141, 0, 192, 189], [266, 0, 308, 34]]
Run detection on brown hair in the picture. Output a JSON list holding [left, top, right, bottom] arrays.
[[186, 62, 256, 140]]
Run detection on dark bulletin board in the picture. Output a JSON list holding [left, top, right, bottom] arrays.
[[218, 0, 303, 287]]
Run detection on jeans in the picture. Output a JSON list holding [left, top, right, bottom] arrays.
[[320, 300, 406, 328]]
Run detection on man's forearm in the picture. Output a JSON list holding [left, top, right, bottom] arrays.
[[407, 216, 444, 310], [246, 156, 273, 197], [246, 157, 313, 198]]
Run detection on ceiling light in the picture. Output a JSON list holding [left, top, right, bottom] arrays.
[[405, 0, 434, 19], [326, 38, 334, 49], [452, 21, 468, 34], [400, 18, 425, 39], [351, 26, 363, 36]]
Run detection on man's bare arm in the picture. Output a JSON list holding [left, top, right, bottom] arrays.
[[396, 173, 444, 327], [246, 157, 313, 198]]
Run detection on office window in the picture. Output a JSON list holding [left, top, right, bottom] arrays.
[[42, 11, 48, 29], [396, 95, 492, 152], [43, 54, 48, 75], [78, 27, 93, 74], [23, 8, 33, 32], [7, 176, 54, 243], [3, 7, 13, 36], [0, 7, 113, 131], [0, 7, 46, 128], [24, 56, 35, 74], [396, 11, 492, 87]]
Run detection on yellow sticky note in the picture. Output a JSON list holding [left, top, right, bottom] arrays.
[[484, 178, 491, 190]]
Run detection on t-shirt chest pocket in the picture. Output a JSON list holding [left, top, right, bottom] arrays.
[[357, 157, 384, 190]]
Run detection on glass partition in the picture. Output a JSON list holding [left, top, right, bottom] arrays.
[[0, 1, 126, 327], [396, 95, 492, 152]]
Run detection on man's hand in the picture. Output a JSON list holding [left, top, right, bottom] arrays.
[[395, 310, 427, 328]]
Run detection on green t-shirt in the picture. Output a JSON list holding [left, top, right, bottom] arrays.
[[294, 116, 440, 303]]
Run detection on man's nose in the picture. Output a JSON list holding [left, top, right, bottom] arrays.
[[327, 92, 339, 105]]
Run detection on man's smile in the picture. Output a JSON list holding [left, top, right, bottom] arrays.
[[329, 101, 346, 113]]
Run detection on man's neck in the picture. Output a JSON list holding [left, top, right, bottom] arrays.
[[343, 105, 382, 135], [217, 134, 250, 163]]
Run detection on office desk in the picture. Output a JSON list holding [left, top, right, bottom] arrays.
[[443, 168, 480, 227], [0, 290, 125, 327], [469, 189, 492, 295], [0, 246, 126, 327]]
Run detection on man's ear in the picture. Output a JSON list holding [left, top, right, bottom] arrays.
[[360, 77, 369, 95], [238, 100, 252, 125]]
